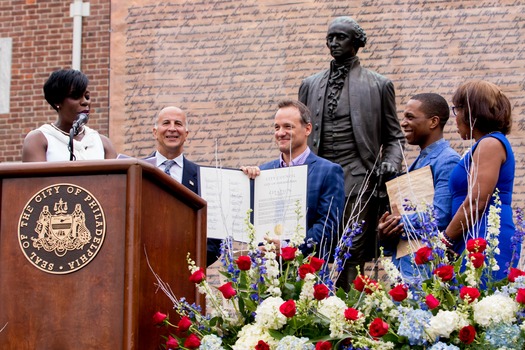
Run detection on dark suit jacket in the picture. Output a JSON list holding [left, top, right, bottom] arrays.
[[298, 58, 405, 193], [260, 152, 345, 260], [146, 151, 221, 266]]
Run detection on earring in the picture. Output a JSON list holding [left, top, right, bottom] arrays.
[[56, 106, 60, 109]]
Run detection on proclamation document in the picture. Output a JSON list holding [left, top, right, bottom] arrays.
[[200, 166, 307, 243], [385, 166, 434, 216], [253, 166, 307, 243]]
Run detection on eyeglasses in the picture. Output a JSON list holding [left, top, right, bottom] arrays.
[[451, 106, 462, 116]]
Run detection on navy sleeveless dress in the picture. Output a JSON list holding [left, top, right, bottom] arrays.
[[449, 132, 516, 280]]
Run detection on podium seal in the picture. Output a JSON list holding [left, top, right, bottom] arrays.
[[17, 183, 106, 274]]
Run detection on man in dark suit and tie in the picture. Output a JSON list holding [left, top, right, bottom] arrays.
[[146, 106, 221, 267], [242, 99, 345, 260]]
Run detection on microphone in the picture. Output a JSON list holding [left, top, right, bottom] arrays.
[[71, 113, 89, 135]]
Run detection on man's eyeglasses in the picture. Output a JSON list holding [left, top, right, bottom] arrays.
[[451, 106, 462, 116]]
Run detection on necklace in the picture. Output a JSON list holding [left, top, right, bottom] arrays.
[[50, 123, 85, 136]]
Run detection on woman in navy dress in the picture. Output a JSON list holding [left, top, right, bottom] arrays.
[[445, 80, 516, 280]]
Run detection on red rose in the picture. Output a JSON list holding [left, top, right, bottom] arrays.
[[189, 268, 205, 284], [468, 252, 485, 268], [344, 307, 361, 321], [309, 256, 325, 271], [508, 267, 525, 282], [255, 340, 270, 350], [388, 284, 408, 302], [459, 286, 480, 303], [458, 325, 476, 344], [315, 341, 332, 350], [369, 317, 389, 338], [166, 335, 179, 349], [425, 294, 440, 309], [313, 284, 330, 300], [516, 288, 525, 304], [218, 282, 237, 299], [177, 316, 192, 332], [414, 246, 433, 265], [183, 333, 201, 349], [235, 255, 251, 271], [280, 247, 297, 261], [353, 275, 369, 292], [279, 299, 296, 318], [298, 264, 316, 279], [466, 238, 487, 253], [153, 311, 167, 325], [433, 265, 454, 281]]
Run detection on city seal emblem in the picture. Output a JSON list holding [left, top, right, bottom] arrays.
[[18, 183, 106, 274]]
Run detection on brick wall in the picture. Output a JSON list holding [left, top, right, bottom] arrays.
[[0, 0, 111, 162]]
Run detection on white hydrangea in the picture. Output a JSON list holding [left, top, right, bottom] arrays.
[[426, 310, 467, 340], [316, 296, 348, 337], [472, 293, 519, 327], [255, 296, 287, 330], [199, 334, 225, 350], [232, 323, 277, 350], [275, 335, 314, 350], [318, 296, 347, 320]]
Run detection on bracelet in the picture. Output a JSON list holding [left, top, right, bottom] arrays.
[[441, 232, 455, 248]]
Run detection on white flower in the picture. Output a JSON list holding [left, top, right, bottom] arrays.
[[426, 310, 467, 340], [381, 255, 402, 283], [255, 296, 287, 330], [298, 274, 315, 302], [318, 296, 347, 320], [276, 335, 314, 350], [472, 293, 519, 327], [199, 334, 224, 350], [264, 256, 280, 281], [268, 286, 282, 297], [232, 323, 276, 350], [317, 296, 348, 338]]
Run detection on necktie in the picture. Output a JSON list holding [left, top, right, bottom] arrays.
[[164, 160, 176, 176]]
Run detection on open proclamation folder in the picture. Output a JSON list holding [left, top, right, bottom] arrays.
[[385, 165, 434, 216], [385, 165, 435, 258], [199, 166, 308, 243]]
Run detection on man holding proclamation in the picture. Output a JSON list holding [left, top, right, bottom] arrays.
[[242, 99, 345, 260], [298, 16, 405, 290], [378, 93, 460, 282], [146, 106, 221, 267]]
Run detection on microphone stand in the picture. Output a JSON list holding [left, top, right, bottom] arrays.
[[68, 126, 77, 161]]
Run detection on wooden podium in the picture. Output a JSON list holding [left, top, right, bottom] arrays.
[[0, 159, 207, 349]]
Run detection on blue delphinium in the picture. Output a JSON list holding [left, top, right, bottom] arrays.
[[485, 323, 525, 349], [334, 221, 363, 272], [508, 208, 525, 273], [219, 236, 240, 282], [396, 307, 431, 346]]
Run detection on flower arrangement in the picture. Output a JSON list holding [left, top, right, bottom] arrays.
[[152, 202, 525, 350]]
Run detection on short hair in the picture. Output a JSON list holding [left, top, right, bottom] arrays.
[[155, 106, 189, 131], [277, 99, 312, 125], [43, 69, 89, 111], [452, 80, 512, 135], [330, 16, 367, 50], [410, 93, 450, 129]]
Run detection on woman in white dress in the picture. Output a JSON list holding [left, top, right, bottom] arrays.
[[22, 69, 116, 161]]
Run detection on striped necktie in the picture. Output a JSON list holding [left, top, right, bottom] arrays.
[[164, 160, 176, 176]]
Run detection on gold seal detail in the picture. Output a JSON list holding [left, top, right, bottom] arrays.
[[18, 183, 106, 274]]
